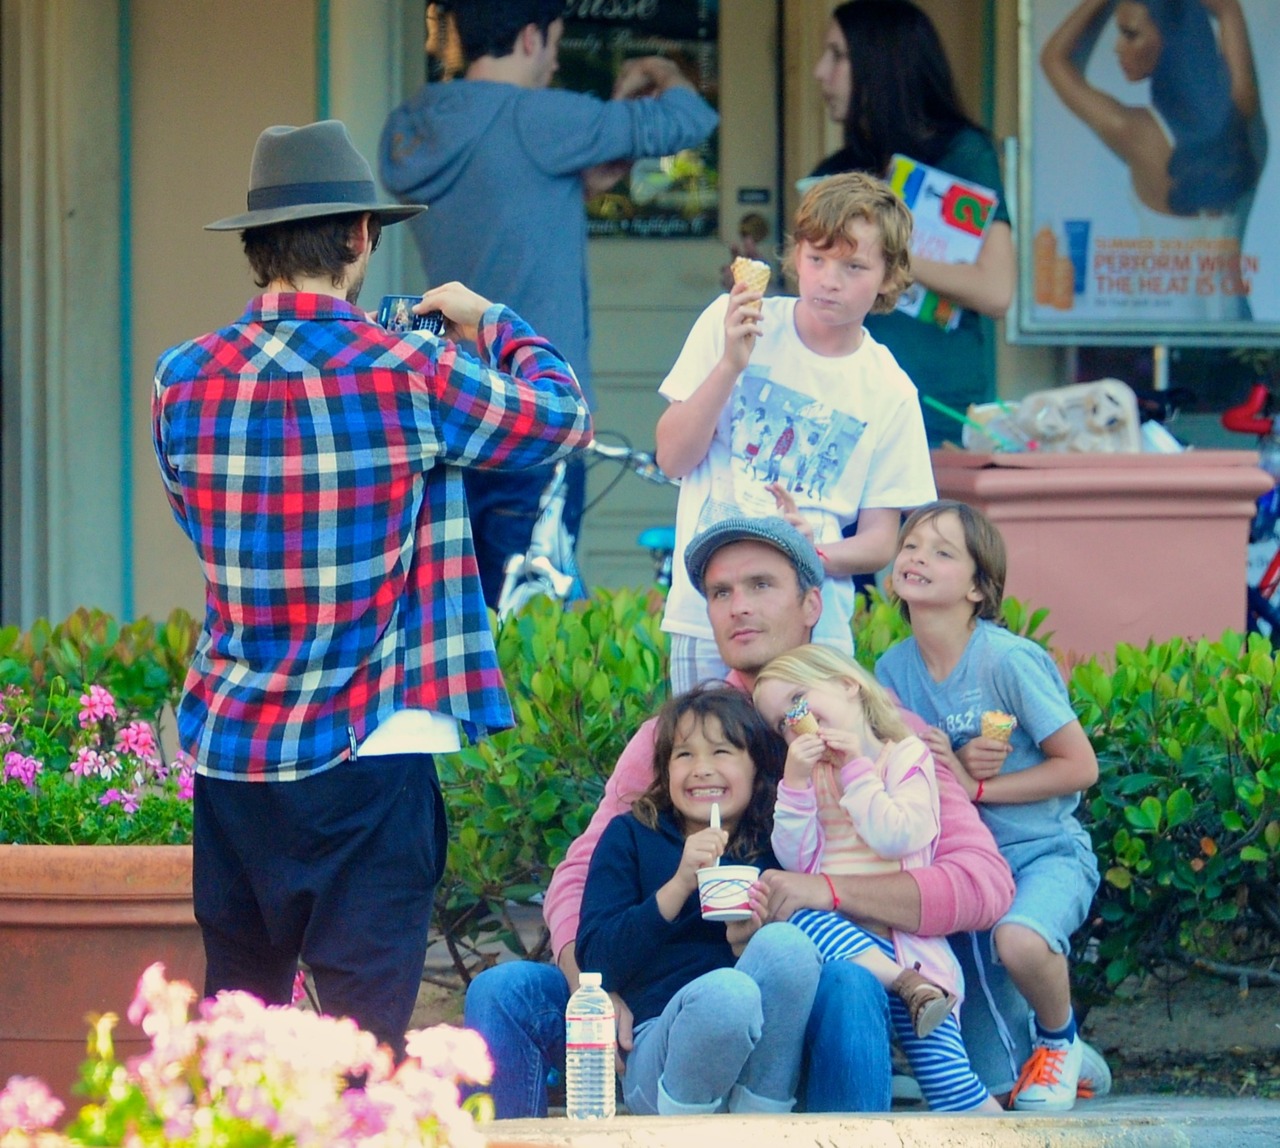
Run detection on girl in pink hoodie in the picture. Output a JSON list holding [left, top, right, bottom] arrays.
[[754, 644, 1002, 1114]]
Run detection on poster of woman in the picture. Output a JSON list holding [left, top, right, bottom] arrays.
[[1019, 0, 1280, 339]]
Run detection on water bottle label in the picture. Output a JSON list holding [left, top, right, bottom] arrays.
[[566, 1015, 614, 1050]]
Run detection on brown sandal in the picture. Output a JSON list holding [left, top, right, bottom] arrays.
[[890, 963, 958, 1039]]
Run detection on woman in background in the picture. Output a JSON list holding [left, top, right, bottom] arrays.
[[1041, 0, 1266, 320], [810, 0, 1016, 447]]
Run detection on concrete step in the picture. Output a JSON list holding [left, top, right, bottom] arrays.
[[481, 1098, 1279, 1147]]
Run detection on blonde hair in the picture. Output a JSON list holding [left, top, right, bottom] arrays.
[[782, 172, 913, 313], [753, 644, 909, 742]]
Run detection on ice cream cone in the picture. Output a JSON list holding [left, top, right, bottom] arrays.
[[731, 256, 771, 315], [981, 711, 1017, 743], [784, 698, 820, 736]]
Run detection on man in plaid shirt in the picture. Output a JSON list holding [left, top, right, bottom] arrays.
[[152, 120, 591, 1055]]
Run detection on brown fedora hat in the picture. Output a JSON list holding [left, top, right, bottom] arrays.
[[206, 119, 426, 231]]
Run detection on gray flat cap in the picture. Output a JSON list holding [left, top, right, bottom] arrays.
[[684, 515, 825, 597]]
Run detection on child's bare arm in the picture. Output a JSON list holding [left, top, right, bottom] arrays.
[[810, 508, 900, 576], [766, 488, 899, 576], [655, 286, 759, 477], [969, 720, 1098, 804]]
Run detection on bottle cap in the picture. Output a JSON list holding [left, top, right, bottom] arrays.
[[579, 972, 603, 988]]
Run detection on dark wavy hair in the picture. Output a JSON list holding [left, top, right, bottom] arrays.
[[813, 0, 982, 178], [1143, 0, 1265, 214], [445, 0, 564, 65], [241, 212, 369, 290], [632, 684, 784, 863]]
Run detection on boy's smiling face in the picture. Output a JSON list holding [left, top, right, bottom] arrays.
[[793, 225, 890, 339], [891, 510, 984, 614]]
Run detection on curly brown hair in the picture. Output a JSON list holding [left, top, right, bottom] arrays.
[[782, 171, 914, 313], [632, 683, 784, 863]]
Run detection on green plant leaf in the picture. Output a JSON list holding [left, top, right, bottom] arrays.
[[1165, 788, 1194, 828]]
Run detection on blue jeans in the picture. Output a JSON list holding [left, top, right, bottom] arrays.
[[622, 923, 820, 1114], [463, 954, 891, 1118], [799, 960, 892, 1112], [464, 961, 569, 1119]]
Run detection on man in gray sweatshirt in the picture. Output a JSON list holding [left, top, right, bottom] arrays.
[[380, 0, 718, 608]]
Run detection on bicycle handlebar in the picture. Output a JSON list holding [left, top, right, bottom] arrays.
[[582, 438, 677, 486]]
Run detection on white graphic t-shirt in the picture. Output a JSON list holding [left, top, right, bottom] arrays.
[[659, 294, 936, 648]]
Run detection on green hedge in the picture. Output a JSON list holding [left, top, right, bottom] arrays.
[[442, 590, 1280, 1008], [1069, 632, 1280, 1002], [433, 589, 671, 972], [6, 600, 1277, 1006]]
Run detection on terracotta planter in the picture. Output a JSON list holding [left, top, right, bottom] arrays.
[[0, 844, 204, 1107], [932, 449, 1273, 661]]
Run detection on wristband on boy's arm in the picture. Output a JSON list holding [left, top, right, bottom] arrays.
[[974, 779, 986, 803], [821, 872, 840, 912]]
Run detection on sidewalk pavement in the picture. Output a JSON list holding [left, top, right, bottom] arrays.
[[481, 1098, 1278, 1147]]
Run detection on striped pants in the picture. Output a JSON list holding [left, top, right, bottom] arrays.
[[791, 909, 990, 1112]]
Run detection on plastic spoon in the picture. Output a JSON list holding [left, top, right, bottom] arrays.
[[710, 803, 721, 831]]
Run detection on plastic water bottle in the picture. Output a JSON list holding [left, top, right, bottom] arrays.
[[564, 972, 615, 1119]]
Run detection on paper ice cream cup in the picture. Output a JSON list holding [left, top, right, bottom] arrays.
[[696, 864, 759, 922]]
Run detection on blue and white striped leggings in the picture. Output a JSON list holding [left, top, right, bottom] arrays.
[[790, 908, 991, 1112]]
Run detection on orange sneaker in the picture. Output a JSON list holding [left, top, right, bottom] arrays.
[[1009, 1036, 1082, 1112]]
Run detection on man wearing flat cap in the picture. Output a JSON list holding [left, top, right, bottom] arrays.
[[153, 119, 591, 1056]]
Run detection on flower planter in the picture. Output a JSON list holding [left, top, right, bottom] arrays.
[[931, 449, 1273, 661], [0, 844, 204, 1106]]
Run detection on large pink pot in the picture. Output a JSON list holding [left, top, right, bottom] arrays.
[[931, 449, 1272, 662], [0, 844, 204, 1107]]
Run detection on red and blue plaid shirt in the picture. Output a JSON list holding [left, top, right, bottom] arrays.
[[153, 293, 591, 781]]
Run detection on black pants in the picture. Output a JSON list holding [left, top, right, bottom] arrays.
[[465, 457, 586, 610], [193, 752, 445, 1057]]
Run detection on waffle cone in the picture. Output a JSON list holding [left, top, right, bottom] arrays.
[[787, 711, 820, 736], [731, 257, 771, 314], [981, 711, 1017, 743]]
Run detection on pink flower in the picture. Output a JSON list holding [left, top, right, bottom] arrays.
[[3, 966, 487, 1147], [3, 751, 42, 788], [333, 1088, 391, 1141], [405, 1025, 493, 1087], [129, 961, 197, 1041], [117, 720, 159, 761], [78, 683, 118, 728], [176, 753, 197, 800], [0, 1075, 64, 1134], [72, 746, 109, 778], [99, 787, 140, 813]]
